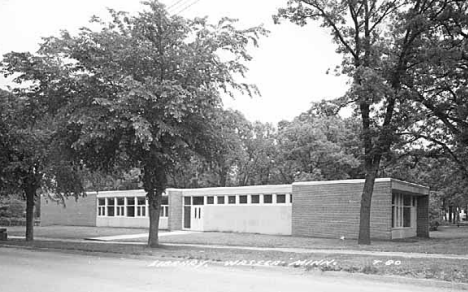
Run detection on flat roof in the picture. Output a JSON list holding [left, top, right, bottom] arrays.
[[168, 184, 292, 196], [293, 178, 429, 194]]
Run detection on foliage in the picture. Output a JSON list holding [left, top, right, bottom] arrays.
[[1, 1, 267, 246], [276, 0, 466, 244], [276, 109, 361, 182]]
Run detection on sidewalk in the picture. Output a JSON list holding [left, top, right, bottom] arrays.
[[8, 235, 468, 260]]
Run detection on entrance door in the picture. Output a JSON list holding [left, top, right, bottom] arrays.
[[190, 196, 204, 231], [190, 205, 203, 231], [183, 196, 204, 231]]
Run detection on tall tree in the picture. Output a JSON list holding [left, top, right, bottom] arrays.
[[276, 0, 445, 243], [0, 86, 84, 241], [2, 1, 267, 247]]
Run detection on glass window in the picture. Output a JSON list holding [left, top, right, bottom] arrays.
[[107, 198, 115, 217], [228, 196, 236, 204], [161, 196, 168, 205], [193, 196, 204, 205], [289, 194, 293, 203], [126, 197, 135, 217], [263, 194, 272, 204], [403, 196, 411, 206], [239, 195, 247, 204], [276, 194, 286, 204], [403, 207, 411, 227], [98, 198, 106, 216], [251, 195, 260, 204], [217, 196, 225, 204], [392, 193, 413, 228], [136, 197, 146, 217], [207, 196, 214, 204], [184, 197, 191, 206]]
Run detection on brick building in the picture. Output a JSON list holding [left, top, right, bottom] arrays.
[[41, 178, 429, 240]]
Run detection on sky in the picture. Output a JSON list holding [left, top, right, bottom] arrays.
[[0, 0, 348, 124]]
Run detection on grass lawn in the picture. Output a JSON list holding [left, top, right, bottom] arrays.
[[4, 225, 468, 255], [3, 225, 152, 239], [1, 238, 468, 284]]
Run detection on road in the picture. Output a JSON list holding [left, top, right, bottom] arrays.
[[0, 247, 464, 292]]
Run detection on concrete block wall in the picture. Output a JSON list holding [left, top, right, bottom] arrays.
[[167, 189, 183, 231], [292, 179, 393, 240], [40, 193, 97, 227]]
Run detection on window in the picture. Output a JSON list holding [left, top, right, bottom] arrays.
[[107, 198, 115, 216], [160, 205, 169, 217], [184, 197, 191, 206], [98, 198, 106, 216], [276, 194, 286, 204], [116, 198, 125, 216], [126, 197, 135, 217], [263, 194, 272, 204], [207, 196, 214, 204], [193, 196, 204, 205], [251, 195, 260, 204], [161, 196, 169, 218], [217, 196, 225, 204], [136, 197, 146, 217], [239, 195, 247, 204], [289, 194, 293, 203], [392, 193, 413, 228], [228, 196, 236, 204]]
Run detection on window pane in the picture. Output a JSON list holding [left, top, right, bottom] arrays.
[[392, 194, 395, 204], [217, 196, 225, 204], [264, 195, 272, 204], [98, 198, 105, 206], [107, 198, 115, 206], [392, 206, 395, 227], [107, 206, 114, 216], [161, 197, 168, 205], [193, 196, 204, 205], [117, 198, 125, 205], [403, 207, 411, 227], [127, 198, 135, 205], [277, 194, 286, 203], [228, 196, 236, 204], [184, 197, 191, 206], [403, 196, 411, 206], [137, 197, 146, 205], [289, 194, 293, 203], [251, 195, 260, 204], [127, 206, 135, 217], [239, 195, 247, 204], [207, 196, 214, 204]]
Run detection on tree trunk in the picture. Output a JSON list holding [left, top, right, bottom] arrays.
[[25, 185, 36, 241], [449, 206, 453, 223], [147, 189, 162, 248], [358, 170, 378, 245]]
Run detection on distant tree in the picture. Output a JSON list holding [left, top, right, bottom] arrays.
[[1, 1, 267, 247], [276, 110, 360, 182]]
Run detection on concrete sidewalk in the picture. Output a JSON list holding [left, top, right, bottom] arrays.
[[7, 235, 468, 260]]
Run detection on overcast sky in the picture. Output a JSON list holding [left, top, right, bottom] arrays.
[[0, 0, 348, 124]]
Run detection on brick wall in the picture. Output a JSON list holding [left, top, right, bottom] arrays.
[[292, 180, 393, 240], [168, 189, 182, 231], [40, 193, 97, 226], [417, 196, 429, 238]]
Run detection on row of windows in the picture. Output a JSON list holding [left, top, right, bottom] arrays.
[[184, 194, 292, 206], [97, 197, 168, 218], [392, 193, 416, 228]]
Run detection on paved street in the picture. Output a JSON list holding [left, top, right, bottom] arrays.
[[0, 247, 464, 292]]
